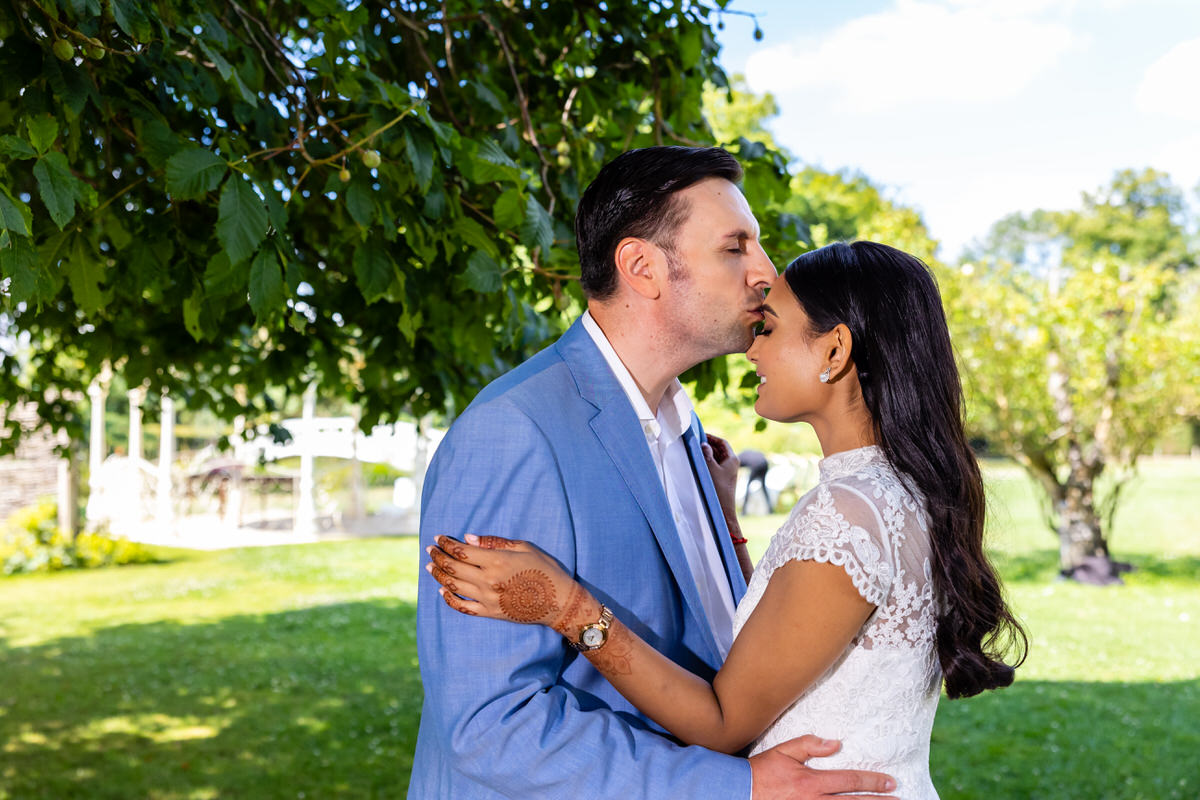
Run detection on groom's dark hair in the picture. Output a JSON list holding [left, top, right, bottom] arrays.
[[575, 146, 743, 299]]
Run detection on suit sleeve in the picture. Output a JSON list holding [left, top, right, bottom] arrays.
[[415, 400, 751, 798]]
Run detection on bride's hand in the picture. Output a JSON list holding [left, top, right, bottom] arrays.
[[426, 534, 595, 636]]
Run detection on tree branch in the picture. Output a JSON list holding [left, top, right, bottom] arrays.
[[479, 12, 558, 216]]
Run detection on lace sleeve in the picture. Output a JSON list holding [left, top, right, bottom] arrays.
[[759, 482, 894, 607]]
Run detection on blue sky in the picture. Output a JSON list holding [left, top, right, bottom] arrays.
[[714, 0, 1200, 259]]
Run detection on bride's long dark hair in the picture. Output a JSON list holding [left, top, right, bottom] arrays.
[[783, 241, 1027, 699]]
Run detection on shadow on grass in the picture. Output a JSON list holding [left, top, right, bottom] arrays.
[[0, 601, 421, 799], [993, 549, 1200, 585], [991, 549, 1060, 582], [1123, 554, 1200, 582], [932, 678, 1200, 799]]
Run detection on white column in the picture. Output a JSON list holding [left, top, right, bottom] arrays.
[[87, 381, 107, 493], [128, 387, 145, 463], [295, 383, 317, 536], [157, 393, 175, 525], [349, 410, 365, 521], [57, 442, 79, 537]]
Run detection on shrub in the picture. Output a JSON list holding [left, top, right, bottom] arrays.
[[1, 499, 158, 576]]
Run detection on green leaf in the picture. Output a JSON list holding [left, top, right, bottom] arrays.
[[0, 189, 33, 238], [521, 195, 554, 255], [26, 115, 58, 155], [470, 138, 521, 183], [397, 309, 418, 345], [345, 180, 376, 228], [196, 12, 231, 48], [0, 136, 37, 160], [140, 119, 183, 169], [182, 289, 206, 341], [405, 128, 434, 192], [204, 250, 246, 297], [195, 39, 234, 81], [422, 188, 446, 220], [679, 25, 702, 66], [493, 188, 525, 230], [0, 236, 43, 307], [471, 81, 505, 113], [65, 235, 105, 313], [231, 72, 260, 106], [111, 0, 153, 41], [248, 248, 285, 321], [463, 250, 502, 293], [33, 152, 92, 229], [217, 176, 269, 264], [353, 238, 393, 304], [166, 147, 228, 200], [456, 216, 499, 258]]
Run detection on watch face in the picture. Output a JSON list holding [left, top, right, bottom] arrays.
[[581, 627, 605, 647]]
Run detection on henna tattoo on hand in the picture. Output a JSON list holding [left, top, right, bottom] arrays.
[[441, 589, 477, 616], [587, 618, 634, 676], [437, 536, 469, 561], [430, 549, 457, 576], [494, 569, 560, 623], [477, 536, 520, 550], [551, 582, 589, 638], [430, 564, 459, 594]]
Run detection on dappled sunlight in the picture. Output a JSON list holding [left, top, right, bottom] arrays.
[[0, 601, 420, 799]]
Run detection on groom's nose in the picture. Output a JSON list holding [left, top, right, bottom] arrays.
[[745, 241, 777, 290]]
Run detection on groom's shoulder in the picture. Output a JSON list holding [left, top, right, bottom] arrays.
[[472, 340, 569, 409], [464, 324, 594, 421]]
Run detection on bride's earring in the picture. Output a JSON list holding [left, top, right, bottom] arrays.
[[819, 368, 831, 383]]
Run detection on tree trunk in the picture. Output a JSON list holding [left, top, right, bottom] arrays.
[[1054, 446, 1125, 584], [1046, 351, 1124, 585]]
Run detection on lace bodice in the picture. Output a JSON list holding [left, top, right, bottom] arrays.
[[732, 446, 942, 800]]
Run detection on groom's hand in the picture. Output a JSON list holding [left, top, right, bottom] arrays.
[[749, 736, 897, 800]]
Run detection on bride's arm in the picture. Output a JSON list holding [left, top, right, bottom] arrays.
[[427, 535, 874, 755]]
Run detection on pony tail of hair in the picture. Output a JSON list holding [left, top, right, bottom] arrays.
[[926, 442, 1028, 699]]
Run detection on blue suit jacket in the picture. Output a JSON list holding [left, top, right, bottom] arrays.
[[408, 318, 751, 799]]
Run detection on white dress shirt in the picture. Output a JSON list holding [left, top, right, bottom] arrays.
[[582, 311, 737, 655]]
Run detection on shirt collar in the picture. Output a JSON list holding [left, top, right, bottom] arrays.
[[581, 310, 694, 442]]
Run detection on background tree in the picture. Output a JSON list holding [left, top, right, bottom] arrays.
[[946, 169, 1200, 582], [0, 0, 796, 451]]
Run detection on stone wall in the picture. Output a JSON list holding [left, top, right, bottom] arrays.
[[0, 403, 62, 521]]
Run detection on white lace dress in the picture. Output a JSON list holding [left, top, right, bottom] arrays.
[[732, 446, 942, 800]]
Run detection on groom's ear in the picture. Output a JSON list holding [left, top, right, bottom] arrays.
[[613, 237, 666, 300]]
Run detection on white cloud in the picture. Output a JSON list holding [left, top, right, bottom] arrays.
[[1135, 37, 1200, 121], [1148, 133, 1200, 189], [744, 0, 1076, 113]]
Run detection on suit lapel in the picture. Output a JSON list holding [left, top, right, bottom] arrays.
[[557, 320, 723, 664], [683, 421, 749, 602]]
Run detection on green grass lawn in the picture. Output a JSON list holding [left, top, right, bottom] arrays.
[[2, 458, 1198, 799]]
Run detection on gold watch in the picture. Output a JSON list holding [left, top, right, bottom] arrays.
[[569, 604, 613, 652]]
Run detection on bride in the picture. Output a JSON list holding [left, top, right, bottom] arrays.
[[426, 241, 1027, 798]]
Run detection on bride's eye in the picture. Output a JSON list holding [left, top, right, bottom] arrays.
[[755, 325, 771, 337]]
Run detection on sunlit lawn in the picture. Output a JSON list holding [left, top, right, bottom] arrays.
[[2, 458, 1198, 799]]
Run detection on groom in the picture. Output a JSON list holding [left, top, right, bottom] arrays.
[[409, 147, 896, 799]]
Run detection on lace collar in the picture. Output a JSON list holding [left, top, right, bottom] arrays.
[[818, 445, 885, 482]]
